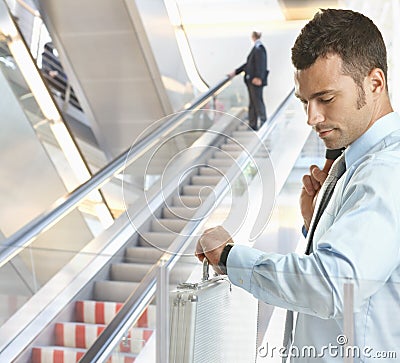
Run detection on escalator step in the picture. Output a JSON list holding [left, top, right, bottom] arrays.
[[111, 262, 196, 285], [223, 140, 269, 157], [220, 143, 244, 152], [162, 206, 197, 219], [151, 218, 187, 233], [111, 263, 153, 282], [198, 166, 228, 175], [206, 158, 234, 167], [55, 322, 104, 349], [139, 232, 176, 249], [94, 281, 140, 303], [55, 322, 153, 353], [191, 175, 222, 185], [172, 195, 202, 208], [181, 185, 213, 196], [213, 150, 242, 159], [32, 346, 86, 363], [231, 130, 255, 137], [76, 300, 156, 328], [75, 300, 123, 325], [32, 346, 137, 363], [125, 247, 163, 264]]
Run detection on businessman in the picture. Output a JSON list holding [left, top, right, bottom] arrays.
[[230, 31, 268, 130], [197, 9, 400, 362]]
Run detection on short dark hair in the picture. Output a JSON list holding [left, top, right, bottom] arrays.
[[292, 9, 388, 96]]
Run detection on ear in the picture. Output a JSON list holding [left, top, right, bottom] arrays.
[[368, 68, 386, 96]]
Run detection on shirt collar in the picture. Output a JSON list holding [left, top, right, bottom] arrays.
[[345, 112, 400, 168], [254, 39, 262, 47]]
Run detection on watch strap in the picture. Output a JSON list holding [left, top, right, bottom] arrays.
[[218, 243, 234, 274]]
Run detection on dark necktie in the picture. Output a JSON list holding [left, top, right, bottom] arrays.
[[281, 153, 346, 362]]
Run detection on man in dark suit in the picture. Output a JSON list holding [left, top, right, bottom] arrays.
[[230, 31, 269, 130]]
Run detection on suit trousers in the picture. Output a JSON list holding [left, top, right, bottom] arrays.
[[246, 82, 266, 130]]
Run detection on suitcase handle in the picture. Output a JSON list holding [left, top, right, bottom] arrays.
[[202, 258, 210, 281]]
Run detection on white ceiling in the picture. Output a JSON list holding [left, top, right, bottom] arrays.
[[174, 0, 285, 25]]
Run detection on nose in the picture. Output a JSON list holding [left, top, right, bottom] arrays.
[[306, 102, 325, 126]]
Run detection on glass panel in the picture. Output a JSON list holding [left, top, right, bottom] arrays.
[[103, 298, 156, 363], [0, 14, 113, 236], [211, 75, 248, 115], [119, 107, 240, 215], [0, 176, 129, 325], [0, 36, 91, 189], [0, 46, 76, 239], [0, 40, 46, 126]]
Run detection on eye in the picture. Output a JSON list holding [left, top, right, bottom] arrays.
[[320, 97, 334, 104]]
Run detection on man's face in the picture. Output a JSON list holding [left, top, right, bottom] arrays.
[[294, 54, 374, 149]]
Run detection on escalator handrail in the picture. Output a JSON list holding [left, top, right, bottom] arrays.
[[0, 75, 233, 268], [80, 88, 296, 363]]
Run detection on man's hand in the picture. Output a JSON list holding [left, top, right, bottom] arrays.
[[300, 159, 334, 229], [252, 77, 262, 86], [195, 226, 234, 274]]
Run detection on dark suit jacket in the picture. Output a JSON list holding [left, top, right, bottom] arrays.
[[235, 41, 268, 86]]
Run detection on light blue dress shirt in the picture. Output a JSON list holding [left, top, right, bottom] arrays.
[[227, 112, 400, 362]]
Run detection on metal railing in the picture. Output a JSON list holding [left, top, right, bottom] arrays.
[[80, 88, 295, 363]]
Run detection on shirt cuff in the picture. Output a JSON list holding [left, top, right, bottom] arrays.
[[226, 245, 265, 291]]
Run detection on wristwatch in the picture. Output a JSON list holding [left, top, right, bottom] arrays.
[[218, 243, 234, 275]]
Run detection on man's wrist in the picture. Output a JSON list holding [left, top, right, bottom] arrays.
[[218, 243, 234, 275]]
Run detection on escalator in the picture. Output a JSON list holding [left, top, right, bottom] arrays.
[[29, 113, 253, 363], [0, 86, 311, 362], [34, 0, 196, 159], [0, 2, 315, 361]]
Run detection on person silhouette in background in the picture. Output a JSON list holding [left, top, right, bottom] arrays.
[[41, 42, 67, 86], [41, 42, 81, 110], [229, 31, 269, 130]]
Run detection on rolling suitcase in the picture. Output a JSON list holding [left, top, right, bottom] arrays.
[[169, 259, 232, 363]]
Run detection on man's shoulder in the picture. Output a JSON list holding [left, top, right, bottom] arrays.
[[255, 42, 266, 50], [374, 129, 400, 161], [352, 142, 400, 179]]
